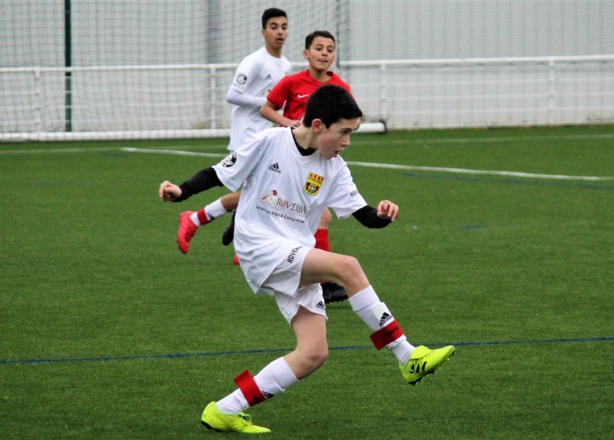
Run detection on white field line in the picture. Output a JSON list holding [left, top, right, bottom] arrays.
[[123, 147, 612, 182], [357, 133, 614, 145], [0, 146, 227, 155], [345, 161, 613, 181], [1, 145, 611, 182], [0, 147, 118, 154], [121, 147, 225, 158]]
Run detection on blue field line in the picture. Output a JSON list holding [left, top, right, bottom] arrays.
[[1, 336, 612, 366]]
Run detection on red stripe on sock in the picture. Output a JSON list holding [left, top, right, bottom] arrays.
[[369, 319, 404, 350], [314, 228, 330, 252], [197, 209, 209, 225], [234, 370, 266, 407]]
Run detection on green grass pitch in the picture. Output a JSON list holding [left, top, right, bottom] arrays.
[[1, 125, 613, 439]]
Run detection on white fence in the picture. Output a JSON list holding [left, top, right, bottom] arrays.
[[1, 55, 613, 141], [346, 55, 614, 129]]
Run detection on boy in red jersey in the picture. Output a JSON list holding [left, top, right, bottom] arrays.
[[260, 30, 351, 303], [260, 30, 351, 128]]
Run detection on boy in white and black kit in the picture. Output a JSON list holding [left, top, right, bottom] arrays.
[[159, 84, 455, 434], [177, 8, 292, 263]]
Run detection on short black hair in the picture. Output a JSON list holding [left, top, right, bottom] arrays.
[[305, 30, 335, 50], [303, 84, 362, 128], [261, 8, 287, 29]]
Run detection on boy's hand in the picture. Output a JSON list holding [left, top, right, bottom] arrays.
[[284, 118, 302, 128], [377, 200, 398, 221], [159, 181, 182, 202]]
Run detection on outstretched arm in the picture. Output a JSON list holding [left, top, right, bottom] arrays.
[[158, 167, 224, 203], [159, 181, 182, 202], [351, 200, 399, 228], [376, 200, 399, 221]]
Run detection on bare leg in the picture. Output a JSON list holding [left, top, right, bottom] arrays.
[[283, 306, 328, 379], [220, 191, 241, 212], [300, 248, 369, 298]]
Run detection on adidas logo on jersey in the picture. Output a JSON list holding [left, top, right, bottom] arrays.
[[379, 312, 392, 327], [268, 162, 281, 173]]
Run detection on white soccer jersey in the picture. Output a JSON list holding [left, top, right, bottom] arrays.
[[213, 127, 367, 293], [227, 47, 292, 151]]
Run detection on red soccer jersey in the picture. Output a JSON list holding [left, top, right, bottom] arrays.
[[266, 69, 351, 121]]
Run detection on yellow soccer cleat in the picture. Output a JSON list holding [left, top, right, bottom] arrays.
[[201, 401, 271, 434], [400, 345, 455, 385]]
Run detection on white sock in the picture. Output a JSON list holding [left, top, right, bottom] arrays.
[[205, 198, 229, 220], [189, 199, 228, 227], [349, 286, 414, 365], [215, 389, 248, 414], [189, 211, 202, 226], [216, 357, 298, 414], [253, 357, 298, 399]]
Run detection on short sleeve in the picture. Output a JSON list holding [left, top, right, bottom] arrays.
[[326, 165, 367, 219], [213, 134, 264, 191], [229, 56, 261, 93], [266, 75, 291, 109]]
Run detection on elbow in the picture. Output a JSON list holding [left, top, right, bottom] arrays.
[[260, 101, 276, 118], [369, 219, 392, 229], [226, 88, 241, 106], [358, 218, 391, 229]]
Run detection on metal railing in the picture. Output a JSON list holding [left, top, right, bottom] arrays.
[[1, 55, 613, 141]]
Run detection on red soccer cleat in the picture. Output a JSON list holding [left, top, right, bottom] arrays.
[[177, 211, 199, 254]]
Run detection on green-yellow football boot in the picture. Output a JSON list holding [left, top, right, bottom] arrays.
[[400, 345, 455, 385], [201, 401, 271, 434]]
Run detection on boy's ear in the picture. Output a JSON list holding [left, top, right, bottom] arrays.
[[303, 49, 310, 60], [311, 118, 325, 133]]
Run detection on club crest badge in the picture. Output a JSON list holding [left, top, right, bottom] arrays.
[[220, 152, 237, 167], [303, 172, 324, 196]]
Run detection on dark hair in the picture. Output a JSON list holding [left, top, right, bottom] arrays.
[[303, 84, 362, 128], [305, 30, 336, 50], [261, 8, 287, 29]]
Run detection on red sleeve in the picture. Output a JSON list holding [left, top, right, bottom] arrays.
[[266, 76, 292, 109]]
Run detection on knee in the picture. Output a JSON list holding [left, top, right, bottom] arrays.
[[221, 192, 240, 211], [335, 256, 368, 293], [302, 346, 329, 372], [339, 255, 363, 279], [308, 347, 329, 370]]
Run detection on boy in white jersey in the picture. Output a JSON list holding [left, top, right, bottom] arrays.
[[159, 85, 455, 434], [177, 8, 292, 263]]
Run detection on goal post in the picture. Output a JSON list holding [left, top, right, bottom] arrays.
[[1, 1, 612, 140], [1, 0, 363, 141]]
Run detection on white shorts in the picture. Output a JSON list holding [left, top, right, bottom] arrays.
[[237, 239, 327, 324], [274, 284, 327, 325]]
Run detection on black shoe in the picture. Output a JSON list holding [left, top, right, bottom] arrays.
[[322, 282, 348, 304], [222, 211, 236, 246]]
